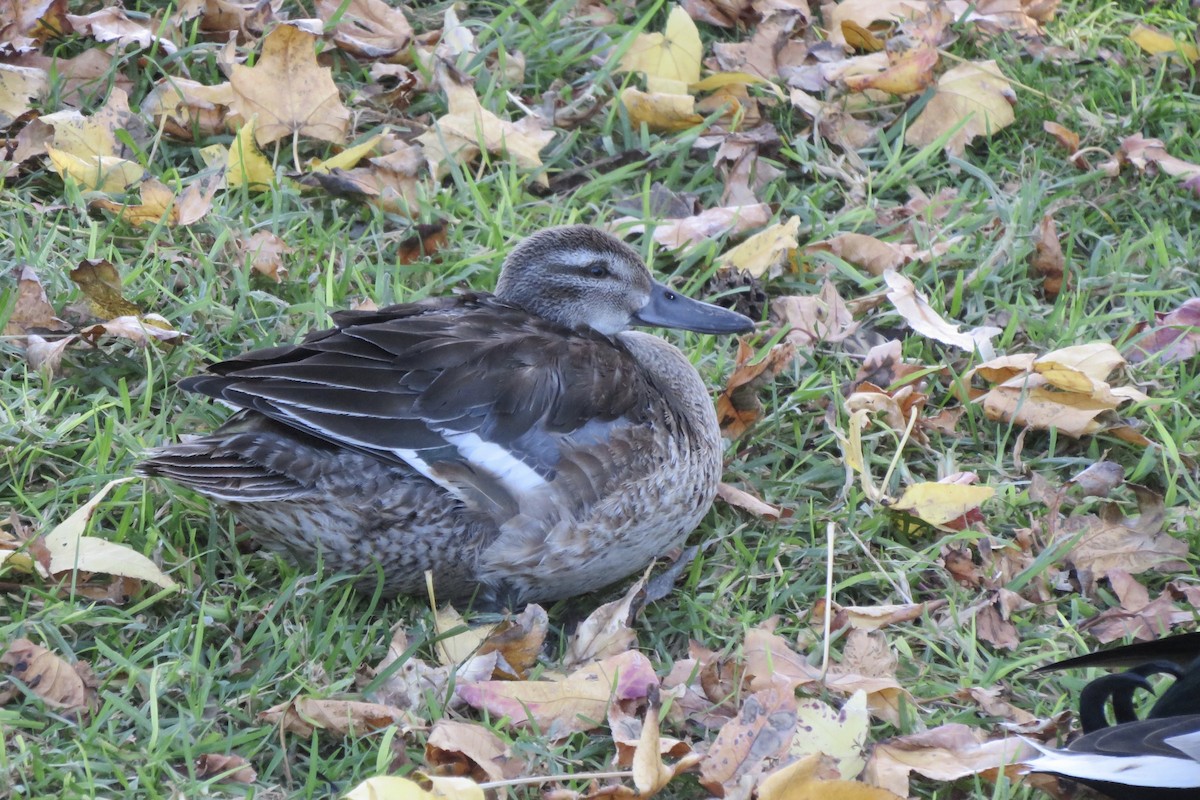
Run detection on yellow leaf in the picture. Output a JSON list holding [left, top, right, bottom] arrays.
[[433, 604, 497, 666], [310, 133, 385, 174], [42, 478, 179, 591], [1129, 23, 1199, 61], [718, 216, 800, 278], [619, 87, 703, 132], [842, 20, 886, 52], [886, 482, 994, 527], [904, 60, 1015, 157], [690, 71, 785, 99], [69, 259, 142, 318], [0, 63, 48, 125], [46, 147, 144, 193], [343, 775, 484, 800], [227, 117, 275, 191], [843, 45, 937, 95], [620, 5, 702, 92]]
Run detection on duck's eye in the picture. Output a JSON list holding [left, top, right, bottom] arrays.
[[587, 262, 609, 278]]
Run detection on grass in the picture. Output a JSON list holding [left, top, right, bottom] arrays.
[[3, 0, 1200, 798]]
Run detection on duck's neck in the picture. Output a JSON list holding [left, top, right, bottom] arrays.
[[617, 331, 720, 448]]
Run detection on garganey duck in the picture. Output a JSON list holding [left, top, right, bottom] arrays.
[[141, 225, 754, 608], [1023, 633, 1200, 800]]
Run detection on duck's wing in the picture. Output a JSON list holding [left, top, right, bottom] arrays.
[[1032, 633, 1200, 674], [176, 295, 651, 516]]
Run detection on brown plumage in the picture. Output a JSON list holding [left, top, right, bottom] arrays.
[[140, 225, 754, 607]]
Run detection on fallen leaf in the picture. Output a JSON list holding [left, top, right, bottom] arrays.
[[224, 117, 275, 190], [1057, 484, 1187, 579], [1125, 298, 1200, 364], [79, 315, 183, 348], [456, 650, 657, 739], [771, 280, 859, 347], [828, 0, 929, 47], [885, 482, 994, 529], [40, 86, 136, 160], [759, 754, 904, 800], [69, 259, 141, 319], [258, 697, 411, 737], [1029, 214, 1067, 299], [1129, 23, 1199, 62], [46, 148, 144, 193], [425, 719, 525, 782], [4, 264, 70, 336], [843, 45, 937, 95], [238, 230, 293, 282], [1067, 461, 1124, 498], [42, 477, 179, 591], [790, 691, 870, 779], [565, 571, 648, 668], [143, 77, 241, 140], [229, 24, 350, 146], [476, 603, 548, 680], [616, 204, 772, 250], [433, 605, 497, 667], [66, 7, 178, 53], [717, 482, 792, 521], [1043, 120, 1087, 168], [317, 0, 413, 59], [863, 723, 1032, 798], [904, 60, 1015, 157], [716, 339, 796, 438], [344, 774, 484, 800], [619, 87, 704, 133], [699, 686, 798, 796], [0, 638, 96, 716], [883, 271, 1000, 353], [718, 216, 801, 278], [620, 6, 702, 94], [0, 63, 47, 125], [23, 334, 76, 376], [194, 752, 257, 783], [1119, 133, 1200, 187]]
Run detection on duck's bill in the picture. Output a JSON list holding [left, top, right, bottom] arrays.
[[633, 281, 755, 334]]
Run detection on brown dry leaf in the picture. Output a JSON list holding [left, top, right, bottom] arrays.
[[1067, 461, 1124, 498], [1057, 484, 1187, 580], [143, 78, 241, 140], [660, 642, 741, 730], [238, 230, 292, 282], [79, 315, 183, 348], [884, 271, 1000, 353], [194, 753, 257, 784], [317, 0, 413, 59], [827, 600, 935, 632], [972, 588, 1032, 651], [759, 754, 905, 800], [66, 7, 178, 54], [1029, 214, 1067, 299], [0, 638, 96, 716], [717, 216, 800, 278], [617, 204, 772, 250], [425, 719, 525, 782], [419, 69, 554, 182], [69, 259, 142, 319], [828, 0, 929, 46], [565, 571, 648, 669], [91, 177, 216, 228], [1118, 134, 1200, 189], [771, 280, 859, 347], [24, 334, 76, 376], [1125, 298, 1200, 364], [716, 339, 796, 438], [905, 60, 1015, 157], [843, 44, 937, 95], [1043, 120, 1088, 168], [456, 650, 658, 739], [716, 482, 791, 521], [680, 0, 754, 28], [4, 264, 70, 336], [229, 24, 350, 146], [608, 700, 693, 768], [699, 685, 798, 797], [258, 697, 411, 737], [0, 63, 48, 125], [1080, 577, 1200, 643], [475, 603, 548, 680], [0, 0, 69, 45], [863, 723, 1033, 798], [363, 627, 495, 716], [959, 686, 1037, 726]]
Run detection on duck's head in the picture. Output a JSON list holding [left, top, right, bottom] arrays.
[[494, 225, 755, 337]]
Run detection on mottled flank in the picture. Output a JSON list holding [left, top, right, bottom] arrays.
[[140, 226, 753, 608]]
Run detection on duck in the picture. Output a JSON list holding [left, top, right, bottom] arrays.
[[140, 225, 755, 608], [1023, 633, 1200, 800]]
